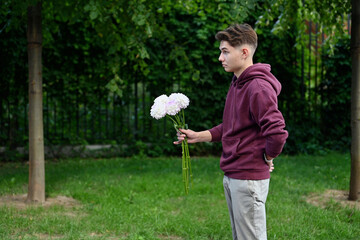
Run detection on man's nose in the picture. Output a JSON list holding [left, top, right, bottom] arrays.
[[219, 53, 224, 62]]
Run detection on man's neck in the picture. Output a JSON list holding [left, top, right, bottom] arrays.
[[234, 62, 253, 78]]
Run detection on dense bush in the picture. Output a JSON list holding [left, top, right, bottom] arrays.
[[0, 1, 352, 160], [320, 37, 351, 152]]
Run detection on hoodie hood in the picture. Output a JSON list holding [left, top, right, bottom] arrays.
[[232, 63, 282, 96]]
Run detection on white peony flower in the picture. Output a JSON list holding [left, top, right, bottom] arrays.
[[166, 99, 181, 116], [154, 94, 169, 105], [169, 93, 190, 109], [150, 102, 167, 119]]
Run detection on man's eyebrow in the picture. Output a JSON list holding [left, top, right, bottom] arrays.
[[220, 47, 228, 51]]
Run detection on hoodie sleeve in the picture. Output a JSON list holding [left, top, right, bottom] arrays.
[[249, 80, 288, 158], [208, 123, 223, 142]]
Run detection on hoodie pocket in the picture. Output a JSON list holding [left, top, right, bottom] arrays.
[[222, 137, 241, 159]]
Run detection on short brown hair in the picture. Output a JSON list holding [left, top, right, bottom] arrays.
[[215, 23, 257, 50]]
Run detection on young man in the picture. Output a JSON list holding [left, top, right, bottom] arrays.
[[174, 23, 288, 240]]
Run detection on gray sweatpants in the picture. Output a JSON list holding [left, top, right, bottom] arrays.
[[223, 176, 270, 240]]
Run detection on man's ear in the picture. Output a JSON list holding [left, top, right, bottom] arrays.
[[242, 48, 249, 58]]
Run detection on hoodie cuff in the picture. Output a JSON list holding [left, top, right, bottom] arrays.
[[208, 125, 222, 142]]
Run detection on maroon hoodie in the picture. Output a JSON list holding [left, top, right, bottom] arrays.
[[209, 63, 288, 180]]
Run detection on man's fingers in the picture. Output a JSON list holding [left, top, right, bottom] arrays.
[[174, 133, 186, 145], [176, 135, 186, 140], [174, 128, 194, 145], [178, 128, 191, 135], [269, 162, 274, 172]]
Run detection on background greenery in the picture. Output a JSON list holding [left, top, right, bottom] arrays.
[[0, 0, 352, 160]]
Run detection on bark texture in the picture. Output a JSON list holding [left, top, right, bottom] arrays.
[[27, 2, 45, 204], [350, 0, 360, 201]]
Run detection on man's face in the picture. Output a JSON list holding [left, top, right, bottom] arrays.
[[218, 41, 245, 75]]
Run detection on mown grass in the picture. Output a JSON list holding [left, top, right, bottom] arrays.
[[0, 152, 359, 239]]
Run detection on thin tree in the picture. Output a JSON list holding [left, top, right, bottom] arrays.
[[27, 1, 45, 203], [350, 0, 360, 201]]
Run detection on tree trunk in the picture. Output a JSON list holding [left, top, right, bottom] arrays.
[[27, 2, 45, 204], [350, 0, 360, 201]]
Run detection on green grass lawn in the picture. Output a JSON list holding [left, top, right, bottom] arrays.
[[0, 152, 359, 240]]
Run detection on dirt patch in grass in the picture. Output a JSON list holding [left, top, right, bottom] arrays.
[[24, 233, 64, 239], [0, 194, 80, 209], [306, 189, 360, 210], [20, 232, 123, 240], [0, 195, 83, 239], [157, 234, 183, 240]]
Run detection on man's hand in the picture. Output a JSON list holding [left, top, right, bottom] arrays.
[[267, 160, 274, 172], [173, 129, 212, 145], [264, 154, 274, 172], [173, 129, 198, 144]]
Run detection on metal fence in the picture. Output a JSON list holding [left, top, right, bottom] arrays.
[[0, 78, 170, 148]]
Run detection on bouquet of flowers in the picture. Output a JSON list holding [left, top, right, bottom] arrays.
[[150, 93, 192, 194]]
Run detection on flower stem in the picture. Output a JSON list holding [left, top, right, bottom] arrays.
[[169, 112, 192, 195], [185, 138, 192, 187], [181, 141, 189, 195]]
